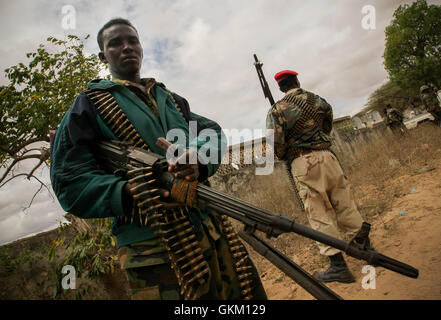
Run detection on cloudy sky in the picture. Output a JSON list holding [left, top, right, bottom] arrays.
[[1, 0, 439, 245]]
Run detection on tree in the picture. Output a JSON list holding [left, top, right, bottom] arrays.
[[365, 81, 419, 116], [383, 0, 441, 95], [0, 35, 106, 199]]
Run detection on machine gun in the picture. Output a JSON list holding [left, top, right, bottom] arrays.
[[95, 138, 418, 300]]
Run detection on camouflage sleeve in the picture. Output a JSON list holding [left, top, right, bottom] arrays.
[[421, 93, 438, 111], [317, 96, 333, 134], [266, 104, 287, 160]]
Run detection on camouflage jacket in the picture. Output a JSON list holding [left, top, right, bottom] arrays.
[[386, 108, 403, 125], [421, 92, 441, 112], [266, 87, 333, 162]]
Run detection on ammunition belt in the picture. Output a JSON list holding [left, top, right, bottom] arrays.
[[86, 88, 256, 300], [280, 91, 332, 163], [283, 91, 319, 142], [85, 89, 210, 299], [218, 215, 255, 299], [85, 89, 149, 149], [284, 161, 305, 212]]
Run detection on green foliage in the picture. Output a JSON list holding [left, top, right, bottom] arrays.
[[0, 35, 106, 164], [0, 248, 38, 273], [49, 218, 118, 299], [365, 81, 419, 116], [383, 0, 441, 95]]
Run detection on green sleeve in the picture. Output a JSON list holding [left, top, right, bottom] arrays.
[[188, 112, 227, 178], [50, 93, 128, 219]]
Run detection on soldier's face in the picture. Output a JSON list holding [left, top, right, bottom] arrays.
[[99, 24, 143, 78]]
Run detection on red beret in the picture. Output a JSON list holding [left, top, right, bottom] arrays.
[[274, 70, 298, 82]]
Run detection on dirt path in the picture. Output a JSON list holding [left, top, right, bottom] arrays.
[[261, 158, 441, 300]]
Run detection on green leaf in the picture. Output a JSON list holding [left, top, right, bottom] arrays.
[[383, 0, 441, 93]]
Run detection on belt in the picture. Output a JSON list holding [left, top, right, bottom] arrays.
[[293, 148, 313, 159], [285, 146, 330, 163]]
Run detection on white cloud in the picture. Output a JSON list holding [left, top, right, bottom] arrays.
[[0, 0, 435, 243], [0, 158, 67, 245]]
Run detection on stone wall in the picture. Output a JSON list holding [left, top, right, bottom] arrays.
[[331, 122, 388, 159], [210, 122, 389, 193]]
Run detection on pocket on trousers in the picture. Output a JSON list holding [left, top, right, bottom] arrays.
[[291, 156, 312, 177], [118, 238, 170, 269]]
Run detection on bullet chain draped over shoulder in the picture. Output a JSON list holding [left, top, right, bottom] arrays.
[[84, 87, 256, 300]]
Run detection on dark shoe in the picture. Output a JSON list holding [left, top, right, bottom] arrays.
[[314, 265, 356, 283], [314, 253, 356, 284]]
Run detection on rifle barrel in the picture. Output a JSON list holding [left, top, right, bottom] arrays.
[[253, 54, 275, 106], [197, 184, 419, 279], [239, 231, 342, 300]]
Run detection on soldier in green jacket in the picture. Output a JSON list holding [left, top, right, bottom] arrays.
[[50, 18, 266, 300], [266, 70, 373, 284]]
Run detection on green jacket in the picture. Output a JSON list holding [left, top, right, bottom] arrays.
[[50, 79, 226, 248]]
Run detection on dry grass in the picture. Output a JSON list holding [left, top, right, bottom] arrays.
[[215, 123, 441, 275], [341, 123, 441, 187], [342, 124, 441, 224]]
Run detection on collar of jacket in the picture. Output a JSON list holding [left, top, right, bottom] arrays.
[[112, 78, 157, 96], [286, 87, 303, 96], [86, 78, 190, 156]]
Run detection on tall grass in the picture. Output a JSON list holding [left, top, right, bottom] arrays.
[[340, 123, 441, 187]]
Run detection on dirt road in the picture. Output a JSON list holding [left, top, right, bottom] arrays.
[[261, 157, 441, 300]]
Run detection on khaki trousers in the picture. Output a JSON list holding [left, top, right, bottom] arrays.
[[291, 150, 363, 256]]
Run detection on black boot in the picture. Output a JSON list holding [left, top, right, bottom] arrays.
[[314, 253, 355, 284]]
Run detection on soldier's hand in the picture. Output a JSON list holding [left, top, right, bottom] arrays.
[[168, 148, 199, 182]]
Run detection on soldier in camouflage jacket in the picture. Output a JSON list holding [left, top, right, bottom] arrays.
[[266, 70, 372, 284], [420, 84, 441, 126]]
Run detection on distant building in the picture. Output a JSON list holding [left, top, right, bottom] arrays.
[[352, 109, 383, 129], [333, 116, 353, 133], [352, 116, 364, 129]]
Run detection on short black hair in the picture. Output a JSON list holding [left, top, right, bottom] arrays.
[[278, 75, 299, 93], [97, 18, 138, 50]]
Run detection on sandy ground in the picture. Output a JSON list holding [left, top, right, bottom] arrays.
[[261, 158, 441, 300]]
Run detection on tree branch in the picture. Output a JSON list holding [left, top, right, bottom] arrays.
[[0, 136, 49, 159], [22, 148, 45, 155], [0, 172, 54, 202], [28, 158, 45, 179], [0, 154, 44, 184], [23, 184, 44, 211], [11, 136, 50, 157]]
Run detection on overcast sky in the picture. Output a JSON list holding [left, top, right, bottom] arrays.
[[1, 0, 440, 245]]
